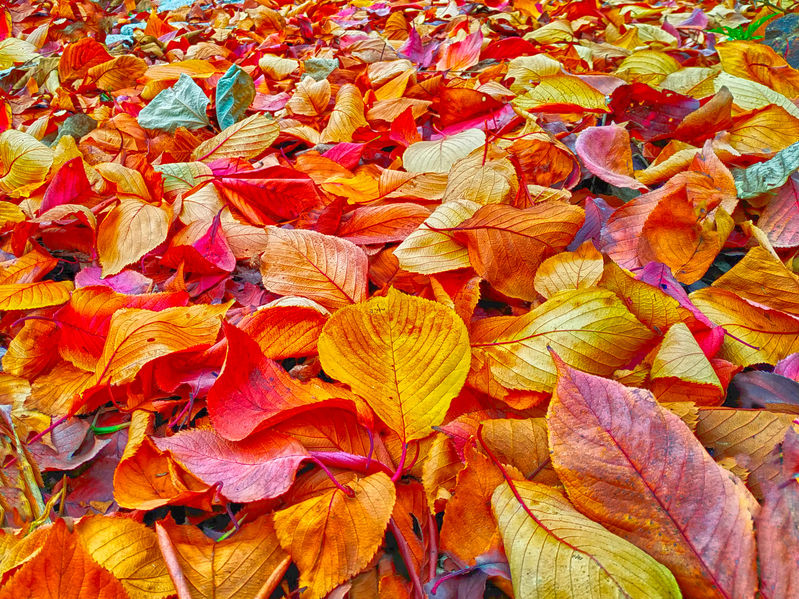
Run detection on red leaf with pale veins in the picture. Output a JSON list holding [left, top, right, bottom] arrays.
[[207, 322, 365, 441]]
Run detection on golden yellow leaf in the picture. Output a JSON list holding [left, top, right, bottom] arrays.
[[259, 227, 368, 310], [156, 514, 290, 599], [76, 515, 174, 599], [286, 76, 331, 116], [402, 129, 486, 174], [493, 481, 681, 598], [88, 303, 229, 388], [97, 199, 171, 277], [191, 113, 279, 162], [273, 472, 396, 599], [0, 130, 54, 197], [470, 288, 655, 393], [514, 74, 609, 113], [690, 287, 799, 366], [320, 83, 368, 143], [318, 287, 471, 442], [715, 72, 799, 119], [0, 281, 72, 311], [258, 54, 299, 79], [615, 50, 681, 85], [534, 240, 604, 299], [88, 55, 147, 91], [393, 200, 479, 274], [506, 54, 562, 94], [441, 150, 518, 205]]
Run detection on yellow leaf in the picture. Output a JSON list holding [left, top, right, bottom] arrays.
[[615, 50, 681, 86], [493, 481, 681, 599], [441, 149, 518, 205], [0, 130, 53, 197], [191, 113, 279, 162], [320, 83, 368, 143], [0, 201, 25, 227], [76, 515, 174, 599], [258, 54, 299, 79], [514, 74, 609, 113], [88, 55, 147, 91], [717, 40, 799, 99], [156, 514, 290, 599], [318, 288, 471, 442], [506, 54, 562, 94], [402, 129, 486, 174], [690, 287, 799, 366], [651, 322, 721, 387], [661, 66, 719, 98], [259, 227, 368, 310], [534, 240, 604, 299], [0, 38, 37, 70], [470, 288, 655, 393], [726, 106, 799, 156], [88, 303, 229, 388], [393, 200, 479, 274], [97, 199, 171, 276], [273, 472, 396, 599], [0, 281, 72, 310], [286, 76, 331, 117], [712, 245, 799, 315], [715, 72, 799, 119]]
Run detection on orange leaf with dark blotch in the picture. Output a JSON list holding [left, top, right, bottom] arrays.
[[757, 424, 799, 599], [153, 427, 309, 502], [337, 203, 431, 245], [391, 481, 430, 576], [273, 472, 396, 599], [156, 513, 290, 599], [0, 519, 129, 599], [208, 322, 363, 441], [575, 125, 647, 190], [548, 357, 758, 599], [237, 303, 327, 359], [440, 445, 515, 566], [452, 202, 584, 301], [695, 407, 794, 500], [259, 226, 368, 310], [55, 286, 189, 371]]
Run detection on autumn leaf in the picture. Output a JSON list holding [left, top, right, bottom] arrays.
[[548, 357, 758, 598], [493, 480, 681, 598], [97, 199, 171, 277], [273, 472, 396, 599], [156, 514, 290, 599], [318, 287, 471, 443]]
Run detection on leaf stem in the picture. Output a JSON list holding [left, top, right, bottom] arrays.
[[311, 457, 355, 497], [389, 518, 425, 599], [5, 415, 68, 468], [392, 443, 408, 482]]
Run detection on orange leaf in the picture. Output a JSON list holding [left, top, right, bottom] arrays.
[[259, 227, 368, 310], [0, 519, 129, 599], [453, 202, 584, 301], [0, 280, 71, 310], [97, 199, 171, 277], [156, 514, 290, 599], [548, 357, 758, 599], [273, 472, 396, 599]]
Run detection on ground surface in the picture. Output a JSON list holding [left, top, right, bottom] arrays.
[[0, 0, 798, 597]]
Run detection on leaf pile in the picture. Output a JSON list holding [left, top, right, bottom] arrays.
[[0, 0, 798, 596]]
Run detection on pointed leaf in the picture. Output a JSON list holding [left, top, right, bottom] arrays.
[[273, 472, 396, 599], [97, 199, 171, 277], [548, 360, 758, 599], [192, 114, 278, 162], [138, 74, 210, 132], [215, 64, 254, 130], [318, 288, 471, 442], [492, 481, 681, 599]]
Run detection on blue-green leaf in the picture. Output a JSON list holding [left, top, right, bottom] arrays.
[[734, 140, 799, 199], [137, 74, 210, 133], [215, 64, 254, 130]]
